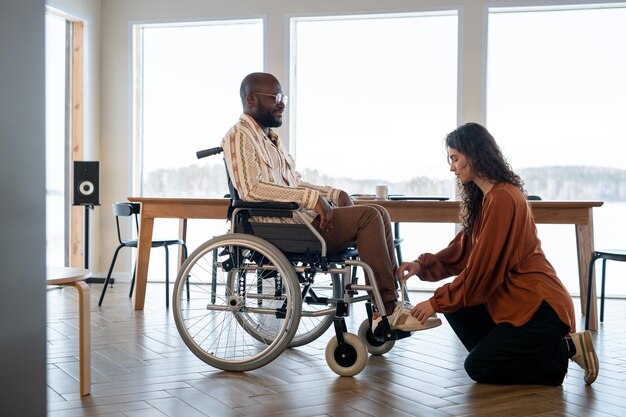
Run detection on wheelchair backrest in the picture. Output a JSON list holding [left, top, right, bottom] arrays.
[[197, 146, 325, 259]]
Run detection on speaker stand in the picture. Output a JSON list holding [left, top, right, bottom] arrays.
[[81, 204, 113, 285], [84, 204, 92, 269]]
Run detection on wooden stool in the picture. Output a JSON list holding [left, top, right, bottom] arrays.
[[47, 267, 91, 397]]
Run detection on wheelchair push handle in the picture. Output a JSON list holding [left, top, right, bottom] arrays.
[[196, 146, 223, 159]]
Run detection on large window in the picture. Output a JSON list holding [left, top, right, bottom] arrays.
[[46, 10, 86, 269], [46, 12, 69, 266], [47, 10, 87, 268], [290, 11, 459, 288], [137, 19, 263, 199], [487, 4, 626, 295], [291, 11, 458, 187], [135, 19, 263, 280]]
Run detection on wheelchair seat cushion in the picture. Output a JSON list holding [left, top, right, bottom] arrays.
[[234, 221, 357, 262]]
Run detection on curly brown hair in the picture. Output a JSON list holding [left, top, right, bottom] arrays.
[[445, 123, 525, 234]]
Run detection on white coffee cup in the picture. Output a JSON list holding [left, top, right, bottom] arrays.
[[375, 185, 389, 200]]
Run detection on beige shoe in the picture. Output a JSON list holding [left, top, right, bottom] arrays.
[[372, 303, 442, 334], [570, 331, 599, 384]]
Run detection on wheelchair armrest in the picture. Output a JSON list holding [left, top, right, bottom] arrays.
[[232, 199, 300, 218]]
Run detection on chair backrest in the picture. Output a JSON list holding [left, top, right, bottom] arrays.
[[112, 202, 140, 243]]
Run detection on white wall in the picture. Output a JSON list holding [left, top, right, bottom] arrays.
[[97, 0, 487, 277], [96, 0, 624, 278]]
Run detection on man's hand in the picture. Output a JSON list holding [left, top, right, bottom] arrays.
[[396, 261, 421, 282], [336, 190, 354, 207], [314, 195, 334, 231]]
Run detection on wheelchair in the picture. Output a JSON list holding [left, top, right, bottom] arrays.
[[171, 147, 412, 376]]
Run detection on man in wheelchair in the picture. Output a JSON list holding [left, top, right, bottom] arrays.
[[221, 72, 441, 335]]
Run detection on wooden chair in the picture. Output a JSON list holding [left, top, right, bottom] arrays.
[[98, 202, 187, 308], [585, 249, 626, 330], [47, 267, 91, 396]]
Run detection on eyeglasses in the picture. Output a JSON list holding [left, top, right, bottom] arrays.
[[254, 92, 288, 105]]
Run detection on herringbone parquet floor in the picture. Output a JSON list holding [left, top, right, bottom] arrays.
[[47, 282, 626, 416]]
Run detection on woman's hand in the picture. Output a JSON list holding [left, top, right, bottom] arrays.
[[396, 261, 421, 282], [410, 300, 436, 324]]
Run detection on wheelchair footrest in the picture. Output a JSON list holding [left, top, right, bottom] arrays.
[[303, 296, 329, 305], [275, 307, 286, 319], [391, 329, 413, 341], [373, 324, 413, 342]]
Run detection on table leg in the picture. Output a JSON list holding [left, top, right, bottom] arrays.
[[178, 218, 187, 267], [134, 216, 154, 310], [576, 220, 598, 331], [72, 280, 91, 396]]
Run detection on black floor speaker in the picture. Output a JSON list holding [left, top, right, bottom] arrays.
[[73, 161, 100, 206]]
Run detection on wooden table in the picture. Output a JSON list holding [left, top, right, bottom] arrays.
[[47, 266, 91, 397], [128, 197, 602, 330]]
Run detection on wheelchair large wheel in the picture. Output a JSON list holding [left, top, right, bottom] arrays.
[[172, 234, 302, 372], [290, 271, 342, 347]]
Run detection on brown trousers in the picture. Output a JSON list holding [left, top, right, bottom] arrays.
[[311, 204, 398, 309]]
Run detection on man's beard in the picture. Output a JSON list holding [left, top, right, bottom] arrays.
[[256, 111, 282, 128]]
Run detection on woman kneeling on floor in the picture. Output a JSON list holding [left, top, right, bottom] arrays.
[[398, 122, 599, 386]]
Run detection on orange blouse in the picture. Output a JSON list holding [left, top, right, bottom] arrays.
[[417, 182, 576, 332]]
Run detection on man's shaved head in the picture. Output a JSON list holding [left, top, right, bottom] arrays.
[[239, 72, 280, 105]]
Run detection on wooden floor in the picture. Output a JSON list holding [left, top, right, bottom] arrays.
[[47, 282, 626, 417]]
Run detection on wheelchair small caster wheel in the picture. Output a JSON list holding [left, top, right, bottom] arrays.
[[358, 319, 395, 355], [325, 333, 368, 376]]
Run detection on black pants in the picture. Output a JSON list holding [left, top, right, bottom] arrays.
[[445, 301, 571, 386]]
